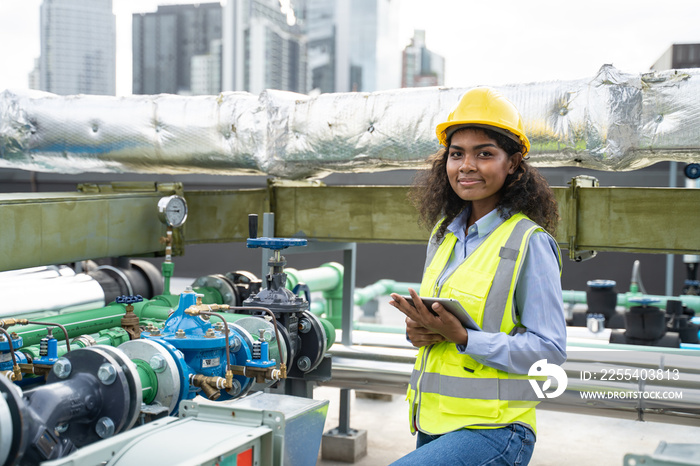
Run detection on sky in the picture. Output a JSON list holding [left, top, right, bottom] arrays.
[[1, 0, 699, 95]]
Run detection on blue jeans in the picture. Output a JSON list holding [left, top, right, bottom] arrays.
[[390, 424, 535, 466]]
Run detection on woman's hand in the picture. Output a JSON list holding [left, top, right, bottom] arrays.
[[389, 288, 468, 347]]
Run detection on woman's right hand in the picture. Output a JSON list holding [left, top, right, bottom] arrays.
[[405, 316, 445, 348]]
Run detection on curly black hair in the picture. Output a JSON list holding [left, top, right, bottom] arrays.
[[409, 127, 559, 240]]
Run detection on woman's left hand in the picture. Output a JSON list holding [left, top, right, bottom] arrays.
[[390, 288, 469, 346]]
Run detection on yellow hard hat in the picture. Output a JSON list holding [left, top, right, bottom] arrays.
[[436, 87, 530, 156]]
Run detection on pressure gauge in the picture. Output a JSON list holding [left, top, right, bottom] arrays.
[[157, 195, 188, 228]]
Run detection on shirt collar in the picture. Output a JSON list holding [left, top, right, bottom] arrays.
[[446, 206, 507, 240]]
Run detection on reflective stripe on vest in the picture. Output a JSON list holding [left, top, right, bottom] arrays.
[[409, 371, 540, 402]]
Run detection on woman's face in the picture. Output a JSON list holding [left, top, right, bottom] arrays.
[[445, 128, 520, 213]]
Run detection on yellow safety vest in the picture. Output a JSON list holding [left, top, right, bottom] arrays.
[[407, 212, 562, 436]]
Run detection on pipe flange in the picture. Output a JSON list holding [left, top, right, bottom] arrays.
[[118, 339, 182, 414], [95, 265, 134, 297], [192, 274, 239, 306], [45, 346, 139, 447], [288, 311, 327, 377], [130, 260, 164, 297], [0, 376, 26, 466], [92, 345, 143, 432]]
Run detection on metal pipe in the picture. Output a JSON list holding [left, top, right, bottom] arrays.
[[3, 66, 700, 179], [0, 274, 105, 318], [322, 340, 700, 426]]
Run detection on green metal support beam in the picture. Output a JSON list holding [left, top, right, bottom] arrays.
[[2, 181, 699, 273]]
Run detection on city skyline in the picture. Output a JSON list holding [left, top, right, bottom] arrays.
[[2, 0, 700, 95]]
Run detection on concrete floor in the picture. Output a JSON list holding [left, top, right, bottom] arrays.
[[315, 386, 700, 465]]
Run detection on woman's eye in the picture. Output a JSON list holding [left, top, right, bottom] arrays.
[[449, 151, 462, 158], [478, 151, 492, 158]]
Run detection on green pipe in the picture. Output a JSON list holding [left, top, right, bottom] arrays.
[[7, 287, 224, 347], [133, 359, 158, 404], [563, 290, 700, 313], [285, 262, 343, 292], [21, 327, 131, 359]]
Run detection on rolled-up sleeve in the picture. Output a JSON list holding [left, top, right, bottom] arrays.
[[457, 231, 567, 374]]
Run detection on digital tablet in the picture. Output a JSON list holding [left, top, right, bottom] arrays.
[[401, 296, 482, 331]]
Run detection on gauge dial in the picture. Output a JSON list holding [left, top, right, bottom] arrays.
[[157, 195, 188, 227]]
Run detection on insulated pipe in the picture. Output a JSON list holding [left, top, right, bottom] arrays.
[[323, 341, 700, 427], [3, 66, 700, 178], [0, 274, 105, 318]]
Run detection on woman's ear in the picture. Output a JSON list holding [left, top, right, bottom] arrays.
[[508, 152, 523, 174]]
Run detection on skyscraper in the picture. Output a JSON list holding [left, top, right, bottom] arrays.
[[401, 30, 444, 88], [288, 0, 402, 94], [132, 3, 222, 95], [39, 0, 116, 95], [222, 0, 308, 95]]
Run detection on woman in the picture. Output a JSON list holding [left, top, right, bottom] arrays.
[[389, 87, 567, 465]]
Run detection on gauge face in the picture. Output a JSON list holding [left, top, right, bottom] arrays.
[[157, 195, 188, 227]]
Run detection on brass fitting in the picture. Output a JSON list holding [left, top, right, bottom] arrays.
[[0, 318, 28, 329], [12, 365, 22, 382], [191, 374, 230, 400], [184, 304, 231, 316]]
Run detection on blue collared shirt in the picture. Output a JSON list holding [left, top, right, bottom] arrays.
[[437, 207, 567, 374]]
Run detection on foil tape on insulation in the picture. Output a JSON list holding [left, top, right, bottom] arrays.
[[1, 65, 699, 179]]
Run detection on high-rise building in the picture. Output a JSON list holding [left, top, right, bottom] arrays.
[[28, 58, 41, 91], [223, 0, 400, 94], [223, 0, 308, 95], [401, 30, 444, 88], [297, 0, 402, 93], [39, 0, 116, 95], [191, 40, 223, 96], [132, 3, 222, 95], [651, 43, 700, 71]]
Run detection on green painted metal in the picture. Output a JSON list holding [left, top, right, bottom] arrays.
[[2, 183, 699, 275], [0, 183, 184, 272], [21, 328, 130, 359], [133, 358, 158, 404]]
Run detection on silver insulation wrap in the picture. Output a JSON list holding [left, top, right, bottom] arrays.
[[1, 65, 699, 179]]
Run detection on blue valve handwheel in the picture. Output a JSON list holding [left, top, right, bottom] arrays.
[[246, 237, 308, 250], [628, 296, 660, 306], [116, 295, 144, 304]]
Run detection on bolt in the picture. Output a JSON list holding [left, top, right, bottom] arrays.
[[55, 423, 69, 433], [297, 356, 312, 372], [95, 417, 115, 438], [214, 322, 224, 330], [175, 329, 186, 338], [149, 355, 167, 373], [299, 319, 312, 334], [97, 363, 117, 385], [53, 358, 72, 379], [228, 379, 241, 397], [230, 335, 241, 352], [205, 329, 216, 338]]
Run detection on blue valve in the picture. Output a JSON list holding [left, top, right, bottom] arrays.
[[116, 295, 144, 305], [246, 213, 307, 250], [246, 237, 307, 250], [628, 297, 660, 306]]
